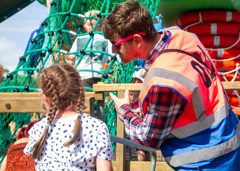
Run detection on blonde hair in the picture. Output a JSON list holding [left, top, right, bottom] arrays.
[[32, 63, 85, 160], [83, 10, 103, 32]]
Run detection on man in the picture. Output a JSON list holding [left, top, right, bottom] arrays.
[[102, 1, 240, 170]]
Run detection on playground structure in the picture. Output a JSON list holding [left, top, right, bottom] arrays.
[[0, 0, 139, 160], [1, 82, 240, 170], [0, 0, 240, 170]]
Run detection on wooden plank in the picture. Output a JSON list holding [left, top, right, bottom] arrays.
[[0, 92, 103, 99], [127, 161, 174, 171], [222, 81, 240, 90], [93, 83, 142, 92], [85, 91, 103, 100], [112, 161, 173, 171], [93, 82, 240, 92], [0, 92, 42, 98], [0, 96, 44, 113], [0, 92, 100, 114], [116, 90, 126, 171], [0, 92, 44, 113]]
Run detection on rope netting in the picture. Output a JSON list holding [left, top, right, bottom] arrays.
[[0, 0, 161, 161], [176, 10, 240, 116]]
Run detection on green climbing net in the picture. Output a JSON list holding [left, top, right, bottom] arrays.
[[0, 0, 161, 162]]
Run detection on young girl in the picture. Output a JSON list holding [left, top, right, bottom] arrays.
[[24, 63, 113, 170]]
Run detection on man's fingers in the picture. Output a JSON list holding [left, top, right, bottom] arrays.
[[135, 107, 140, 113], [110, 93, 118, 101], [135, 107, 143, 118], [124, 89, 130, 104], [124, 89, 129, 99]]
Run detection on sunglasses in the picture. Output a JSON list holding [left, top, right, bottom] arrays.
[[110, 32, 147, 50]]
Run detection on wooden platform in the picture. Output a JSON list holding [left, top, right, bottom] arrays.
[[0, 81, 240, 170]]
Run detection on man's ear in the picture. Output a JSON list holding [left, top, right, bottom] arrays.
[[133, 34, 143, 47]]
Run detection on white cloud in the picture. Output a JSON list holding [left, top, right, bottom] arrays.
[[0, 38, 23, 72]]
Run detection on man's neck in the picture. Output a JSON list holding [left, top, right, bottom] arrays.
[[143, 33, 162, 60]]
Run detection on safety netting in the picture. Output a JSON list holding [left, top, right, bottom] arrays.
[[0, 0, 161, 162]]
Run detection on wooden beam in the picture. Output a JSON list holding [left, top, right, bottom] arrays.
[[222, 81, 240, 90], [0, 92, 102, 115], [93, 82, 240, 92], [1, 81, 237, 113], [93, 83, 142, 92], [112, 161, 173, 171], [85, 91, 104, 100], [0, 92, 44, 113]]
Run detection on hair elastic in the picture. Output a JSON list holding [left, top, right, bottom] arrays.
[[46, 124, 51, 127], [78, 114, 81, 117]]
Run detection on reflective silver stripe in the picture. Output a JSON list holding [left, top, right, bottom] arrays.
[[69, 30, 77, 36], [171, 103, 229, 138], [165, 121, 240, 167], [199, 12, 202, 22], [141, 68, 196, 97], [226, 11, 232, 22], [140, 68, 205, 121], [214, 36, 220, 47], [60, 49, 68, 54], [217, 48, 224, 58], [78, 14, 85, 19], [177, 18, 182, 26], [211, 23, 217, 35]]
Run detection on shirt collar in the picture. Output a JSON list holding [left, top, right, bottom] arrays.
[[144, 29, 168, 71]]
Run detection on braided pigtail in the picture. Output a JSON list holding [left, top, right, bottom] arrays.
[[33, 74, 59, 160], [63, 73, 85, 147]]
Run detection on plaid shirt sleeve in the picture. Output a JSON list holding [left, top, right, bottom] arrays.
[[118, 86, 187, 148]]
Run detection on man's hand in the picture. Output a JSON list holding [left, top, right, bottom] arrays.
[[110, 90, 130, 112], [134, 107, 143, 118]]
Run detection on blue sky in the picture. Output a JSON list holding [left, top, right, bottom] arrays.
[[0, 1, 48, 72]]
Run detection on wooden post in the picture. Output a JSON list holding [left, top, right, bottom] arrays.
[[85, 97, 95, 117], [96, 92, 105, 121], [116, 90, 126, 171]]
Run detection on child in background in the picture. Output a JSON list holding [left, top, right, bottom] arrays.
[[128, 68, 149, 161], [129, 69, 146, 110], [24, 63, 113, 170], [0, 121, 38, 171], [69, 10, 110, 89]]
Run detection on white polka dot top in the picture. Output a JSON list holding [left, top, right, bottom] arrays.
[[24, 113, 113, 170]]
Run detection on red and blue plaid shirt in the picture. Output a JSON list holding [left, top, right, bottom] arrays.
[[118, 30, 187, 148]]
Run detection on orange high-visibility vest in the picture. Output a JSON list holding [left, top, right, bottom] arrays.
[[140, 26, 240, 170]]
